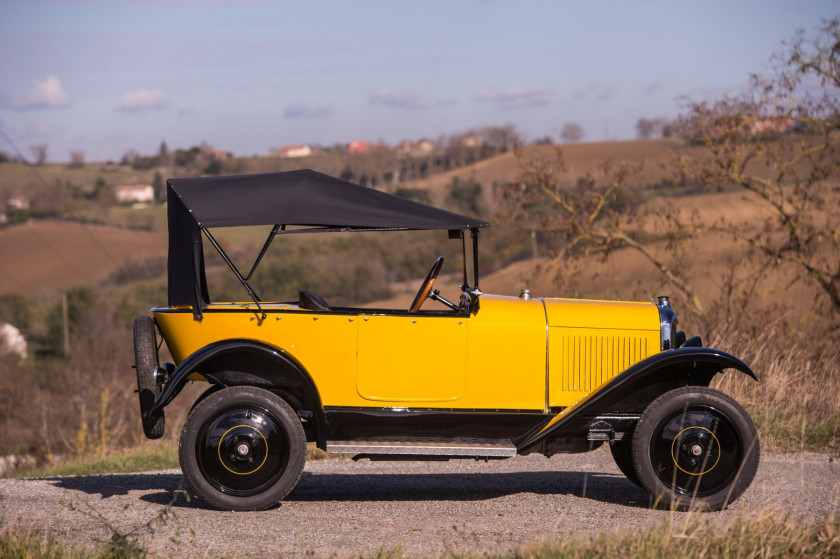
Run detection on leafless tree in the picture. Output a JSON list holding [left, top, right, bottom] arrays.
[[68, 150, 85, 169], [636, 117, 674, 139], [560, 123, 585, 143], [30, 144, 48, 166], [677, 17, 840, 321], [158, 140, 170, 167], [503, 19, 840, 329], [499, 146, 705, 313]]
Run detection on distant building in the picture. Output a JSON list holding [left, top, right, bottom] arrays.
[[461, 135, 484, 148], [114, 184, 155, 204], [276, 145, 313, 158], [7, 197, 29, 210], [347, 139, 370, 154], [199, 143, 230, 159], [749, 117, 793, 135], [396, 139, 435, 158]]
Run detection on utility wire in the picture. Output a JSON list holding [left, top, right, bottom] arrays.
[[0, 125, 121, 280], [0, 125, 122, 267]]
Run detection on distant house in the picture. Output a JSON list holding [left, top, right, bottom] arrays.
[[347, 140, 370, 154], [749, 117, 793, 135], [276, 145, 313, 158], [114, 184, 155, 204], [199, 143, 230, 159], [461, 135, 484, 148], [396, 139, 435, 158], [7, 197, 30, 210]]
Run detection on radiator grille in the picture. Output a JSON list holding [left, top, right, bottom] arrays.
[[553, 331, 652, 393]]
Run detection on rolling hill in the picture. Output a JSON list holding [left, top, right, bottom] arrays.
[[0, 220, 165, 295]]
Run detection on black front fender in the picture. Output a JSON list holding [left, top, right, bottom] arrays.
[[517, 346, 757, 450]]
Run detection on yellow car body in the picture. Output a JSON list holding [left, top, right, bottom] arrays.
[[135, 170, 760, 512], [154, 296, 660, 410]]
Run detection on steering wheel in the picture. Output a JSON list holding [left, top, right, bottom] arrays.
[[408, 256, 444, 313]]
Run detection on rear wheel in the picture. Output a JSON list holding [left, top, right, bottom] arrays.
[[632, 386, 759, 510], [133, 316, 164, 439], [179, 386, 306, 511]]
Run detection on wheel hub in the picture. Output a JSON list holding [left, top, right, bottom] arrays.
[[195, 406, 290, 497], [672, 426, 719, 475], [650, 406, 743, 498]]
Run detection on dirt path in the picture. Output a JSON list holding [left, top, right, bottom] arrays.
[[1, 451, 838, 557]]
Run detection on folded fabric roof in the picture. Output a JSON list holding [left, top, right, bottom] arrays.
[[167, 169, 489, 230], [166, 170, 489, 317]]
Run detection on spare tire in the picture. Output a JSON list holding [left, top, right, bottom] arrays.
[[134, 316, 165, 439]]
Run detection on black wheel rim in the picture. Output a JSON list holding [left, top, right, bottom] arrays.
[[649, 406, 743, 497], [196, 406, 289, 497]]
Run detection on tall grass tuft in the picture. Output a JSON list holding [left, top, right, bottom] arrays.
[[709, 326, 840, 451], [491, 512, 840, 559]]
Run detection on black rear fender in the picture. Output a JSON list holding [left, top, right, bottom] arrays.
[[151, 339, 325, 448], [518, 346, 757, 451]]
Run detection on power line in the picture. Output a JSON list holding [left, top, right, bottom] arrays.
[[0, 125, 122, 277]]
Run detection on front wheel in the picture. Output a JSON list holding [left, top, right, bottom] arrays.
[[179, 386, 306, 511], [632, 386, 759, 511]]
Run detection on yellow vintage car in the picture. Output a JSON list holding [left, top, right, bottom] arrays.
[[134, 170, 759, 512]]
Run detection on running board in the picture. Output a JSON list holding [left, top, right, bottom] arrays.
[[326, 439, 517, 457]]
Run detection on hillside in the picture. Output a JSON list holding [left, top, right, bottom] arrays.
[[407, 139, 680, 203], [0, 220, 165, 295]]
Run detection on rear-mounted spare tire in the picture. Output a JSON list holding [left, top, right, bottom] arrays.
[[134, 316, 165, 439]]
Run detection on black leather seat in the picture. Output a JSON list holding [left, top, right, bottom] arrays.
[[298, 289, 331, 311]]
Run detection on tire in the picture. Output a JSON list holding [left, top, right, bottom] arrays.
[[609, 439, 641, 486], [179, 386, 306, 511], [133, 316, 165, 439], [632, 386, 759, 511]]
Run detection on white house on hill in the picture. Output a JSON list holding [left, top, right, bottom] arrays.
[[114, 184, 155, 204], [276, 145, 313, 158]]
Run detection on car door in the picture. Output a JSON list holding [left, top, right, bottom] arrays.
[[356, 314, 468, 403]]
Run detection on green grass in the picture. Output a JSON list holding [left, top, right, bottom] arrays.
[[19, 445, 179, 478]]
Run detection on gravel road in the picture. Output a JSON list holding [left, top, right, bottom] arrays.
[[1, 451, 838, 557]]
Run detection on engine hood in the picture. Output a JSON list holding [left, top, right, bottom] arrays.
[[542, 297, 660, 331]]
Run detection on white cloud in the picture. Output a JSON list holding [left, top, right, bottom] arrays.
[[369, 88, 428, 110], [473, 85, 554, 109], [1, 75, 71, 110], [115, 89, 168, 113]]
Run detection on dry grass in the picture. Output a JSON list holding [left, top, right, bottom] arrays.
[[710, 327, 840, 451], [2, 511, 837, 558], [485, 512, 840, 559]]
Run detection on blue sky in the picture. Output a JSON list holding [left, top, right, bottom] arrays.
[[0, 0, 837, 162]]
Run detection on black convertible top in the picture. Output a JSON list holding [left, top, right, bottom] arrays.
[[168, 169, 489, 230], [166, 170, 489, 317]]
